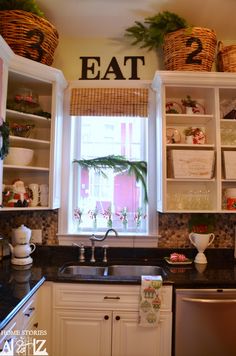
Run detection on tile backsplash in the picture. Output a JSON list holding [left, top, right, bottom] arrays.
[[0, 210, 234, 248], [0, 210, 58, 245], [158, 213, 235, 248]]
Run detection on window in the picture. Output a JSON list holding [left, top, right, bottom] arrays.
[[58, 83, 157, 246], [72, 115, 147, 233]]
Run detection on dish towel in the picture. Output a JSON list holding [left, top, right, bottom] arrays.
[[139, 275, 162, 327]]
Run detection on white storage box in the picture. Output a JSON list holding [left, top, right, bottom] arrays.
[[171, 150, 215, 179], [223, 151, 236, 179]]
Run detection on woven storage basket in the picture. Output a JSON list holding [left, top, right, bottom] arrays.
[[0, 10, 59, 66], [163, 27, 217, 71], [217, 41, 236, 72]]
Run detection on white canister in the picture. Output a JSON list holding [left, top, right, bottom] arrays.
[[29, 183, 39, 207], [39, 184, 48, 206]]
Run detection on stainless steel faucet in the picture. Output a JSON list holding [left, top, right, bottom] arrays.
[[89, 228, 118, 263], [72, 242, 85, 263]]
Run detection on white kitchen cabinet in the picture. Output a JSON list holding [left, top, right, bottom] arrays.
[[0, 282, 50, 356], [0, 313, 20, 354], [52, 283, 172, 356], [152, 70, 236, 213], [0, 36, 67, 210], [53, 309, 112, 356]]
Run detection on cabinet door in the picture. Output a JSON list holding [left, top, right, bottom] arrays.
[[112, 311, 172, 356], [53, 309, 112, 356], [0, 57, 3, 206], [0, 38, 11, 206]]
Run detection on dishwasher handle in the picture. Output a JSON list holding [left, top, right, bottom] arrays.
[[183, 297, 236, 304]]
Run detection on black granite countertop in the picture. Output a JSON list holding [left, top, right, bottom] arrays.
[[0, 246, 236, 330]]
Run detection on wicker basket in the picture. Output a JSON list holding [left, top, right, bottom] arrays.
[[163, 27, 217, 71], [0, 10, 59, 66], [217, 41, 236, 72]]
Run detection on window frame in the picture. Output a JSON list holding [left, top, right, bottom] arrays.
[[58, 80, 158, 247]]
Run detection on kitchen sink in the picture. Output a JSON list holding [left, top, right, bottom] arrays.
[[106, 265, 165, 277], [59, 265, 106, 276], [59, 263, 166, 278]]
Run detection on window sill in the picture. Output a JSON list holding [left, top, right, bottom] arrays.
[[57, 233, 159, 248]]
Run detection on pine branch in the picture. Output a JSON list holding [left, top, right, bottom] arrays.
[[73, 155, 148, 203]]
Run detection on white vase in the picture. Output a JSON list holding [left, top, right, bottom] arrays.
[[189, 233, 215, 264]]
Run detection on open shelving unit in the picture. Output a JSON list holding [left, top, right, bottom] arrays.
[[152, 70, 236, 213], [0, 47, 67, 211]]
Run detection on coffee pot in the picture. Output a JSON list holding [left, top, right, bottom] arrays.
[[11, 224, 31, 245], [9, 225, 36, 265]]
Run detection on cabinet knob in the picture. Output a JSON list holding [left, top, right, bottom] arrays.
[[115, 316, 120, 321], [104, 315, 109, 320]]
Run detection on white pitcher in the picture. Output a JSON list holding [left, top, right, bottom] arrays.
[[189, 232, 215, 264]]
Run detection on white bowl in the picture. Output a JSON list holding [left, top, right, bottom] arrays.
[[4, 147, 34, 166]]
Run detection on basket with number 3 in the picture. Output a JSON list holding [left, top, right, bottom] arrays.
[[0, 10, 59, 66], [163, 27, 217, 71]]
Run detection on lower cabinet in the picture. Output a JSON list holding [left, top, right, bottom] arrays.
[[0, 314, 20, 355], [53, 309, 112, 356], [52, 283, 172, 356], [0, 281, 51, 356]]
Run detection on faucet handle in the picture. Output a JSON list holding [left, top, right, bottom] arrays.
[[79, 243, 85, 263], [72, 242, 85, 262], [103, 245, 109, 263]]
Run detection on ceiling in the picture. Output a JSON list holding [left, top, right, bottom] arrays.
[[37, 0, 236, 41]]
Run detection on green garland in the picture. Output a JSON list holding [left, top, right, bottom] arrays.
[[125, 11, 188, 50], [73, 155, 148, 203], [0, 0, 44, 17], [0, 120, 10, 160]]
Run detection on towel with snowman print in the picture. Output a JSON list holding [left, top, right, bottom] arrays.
[[139, 275, 162, 327]]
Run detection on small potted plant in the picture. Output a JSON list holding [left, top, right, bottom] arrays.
[[188, 214, 215, 234], [183, 127, 205, 144], [181, 95, 197, 114]]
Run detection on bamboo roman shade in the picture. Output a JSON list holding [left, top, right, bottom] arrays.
[[70, 88, 148, 117]]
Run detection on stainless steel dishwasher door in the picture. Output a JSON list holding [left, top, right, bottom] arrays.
[[175, 289, 236, 356]]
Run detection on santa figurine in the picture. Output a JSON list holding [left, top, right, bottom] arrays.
[[4, 179, 30, 207]]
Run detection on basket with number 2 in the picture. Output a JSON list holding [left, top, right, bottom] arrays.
[[163, 27, 217, 71], [0, 10, 59, 66]]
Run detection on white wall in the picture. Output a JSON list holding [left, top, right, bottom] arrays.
[[53, 36, 163, 81]]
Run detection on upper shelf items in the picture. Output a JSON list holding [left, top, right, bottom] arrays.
[[0, 38, 67, 210], [152, 70, 236, 213]]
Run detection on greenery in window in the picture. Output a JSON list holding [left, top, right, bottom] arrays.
[[73, 155, 148, 203]]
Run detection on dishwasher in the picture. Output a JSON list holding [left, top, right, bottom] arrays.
[[175, 289, 236, 356]]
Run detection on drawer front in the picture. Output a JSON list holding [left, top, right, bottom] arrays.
[[53, 283, 172, 311], [20, 295, 38, 330]]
